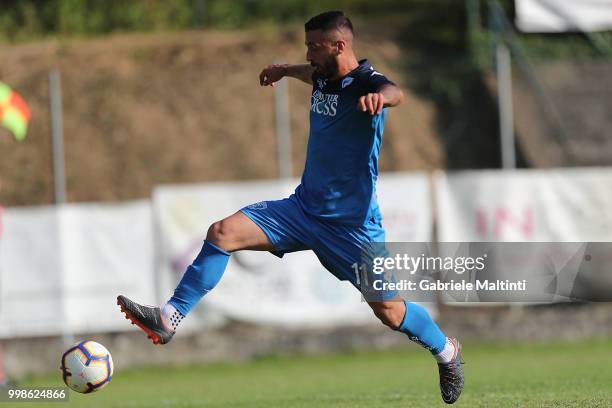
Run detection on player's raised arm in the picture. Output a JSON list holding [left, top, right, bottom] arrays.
[[358, 83, 405, 115], [259, 63, 315, 86]]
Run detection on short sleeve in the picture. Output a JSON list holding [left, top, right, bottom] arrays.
[[364, 70, 395, 93]]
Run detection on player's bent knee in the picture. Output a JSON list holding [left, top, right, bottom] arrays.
[[206, 220, 234, 251]]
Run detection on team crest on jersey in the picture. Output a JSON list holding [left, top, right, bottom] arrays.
[[247, 201, 267, 210], [341, 77, 354, 89], [311, 89, 338, 117], [316, 78, 327, 89]]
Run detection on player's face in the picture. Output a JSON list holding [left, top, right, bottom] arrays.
[[305, 29, 339, 78]]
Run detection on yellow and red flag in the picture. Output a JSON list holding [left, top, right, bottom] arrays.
[[0, 81, 31, 141]]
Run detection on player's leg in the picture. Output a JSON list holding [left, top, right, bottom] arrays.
[[118, 197, 309, 344], [367, 298, 464, 404], [310, 218, 464, 404], [163, 210, 274, 317], [368, 298, 449, 357], [118, 210, 273, 344], [206, 210, 276, 252]]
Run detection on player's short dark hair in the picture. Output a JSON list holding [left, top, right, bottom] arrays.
[[305, 11, 353, 34]]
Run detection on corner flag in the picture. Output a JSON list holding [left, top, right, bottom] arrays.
[[0, 81, 31, 141]]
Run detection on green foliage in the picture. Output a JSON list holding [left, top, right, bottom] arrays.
[[1, 0, 610, 63], [0, 0, 196, 41], [467, 0, 612, 63], [0, 0, 420, 41]]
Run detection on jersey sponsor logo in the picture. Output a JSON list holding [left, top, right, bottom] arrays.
[[247, 201, 268, 210], [341, 77, 354, 89], [311, 89, 338, 117]]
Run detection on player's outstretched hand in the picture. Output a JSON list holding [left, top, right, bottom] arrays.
[[259, 64, 287, 86], [358, 92, 385, 115]]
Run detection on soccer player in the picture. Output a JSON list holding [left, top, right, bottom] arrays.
[[118, 11, 464, 404]]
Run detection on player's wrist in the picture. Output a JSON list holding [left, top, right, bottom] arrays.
[[280, 64, 290, 78]]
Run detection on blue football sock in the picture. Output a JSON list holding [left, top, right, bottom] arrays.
[[398, 301, 446, 355], [169, 240, 230, 316]]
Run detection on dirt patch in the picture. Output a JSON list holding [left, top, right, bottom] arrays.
[[0, 27, 443, 206]]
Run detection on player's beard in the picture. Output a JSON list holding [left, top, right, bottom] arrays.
[[312, 55, 339, 79]]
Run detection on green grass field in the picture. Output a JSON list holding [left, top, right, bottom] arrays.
[[19, 338, 612, 407]]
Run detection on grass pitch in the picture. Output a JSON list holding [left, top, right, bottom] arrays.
[[21, 338, 612, 407]]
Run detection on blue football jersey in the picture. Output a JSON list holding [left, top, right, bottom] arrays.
[[295, 59, 395, 225]]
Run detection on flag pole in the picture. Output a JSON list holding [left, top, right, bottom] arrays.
[[49, 70, 67, 204]]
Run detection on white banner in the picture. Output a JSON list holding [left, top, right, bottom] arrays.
[[435, 168, 612, 241], [0, 206, 63, 337], [516, 0, 612, 33], [377, 172, 433, 242], [153, 173, 434, 328], [0, 201, 154, 338]]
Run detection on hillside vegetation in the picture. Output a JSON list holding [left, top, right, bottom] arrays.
[[0, 24, 445, 206], [2, 3, 609, 206]]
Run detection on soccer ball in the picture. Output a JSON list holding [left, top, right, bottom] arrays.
[[60, 340, 114, 393]]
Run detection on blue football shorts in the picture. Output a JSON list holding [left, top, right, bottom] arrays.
[[240, 194, 395, 300]]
